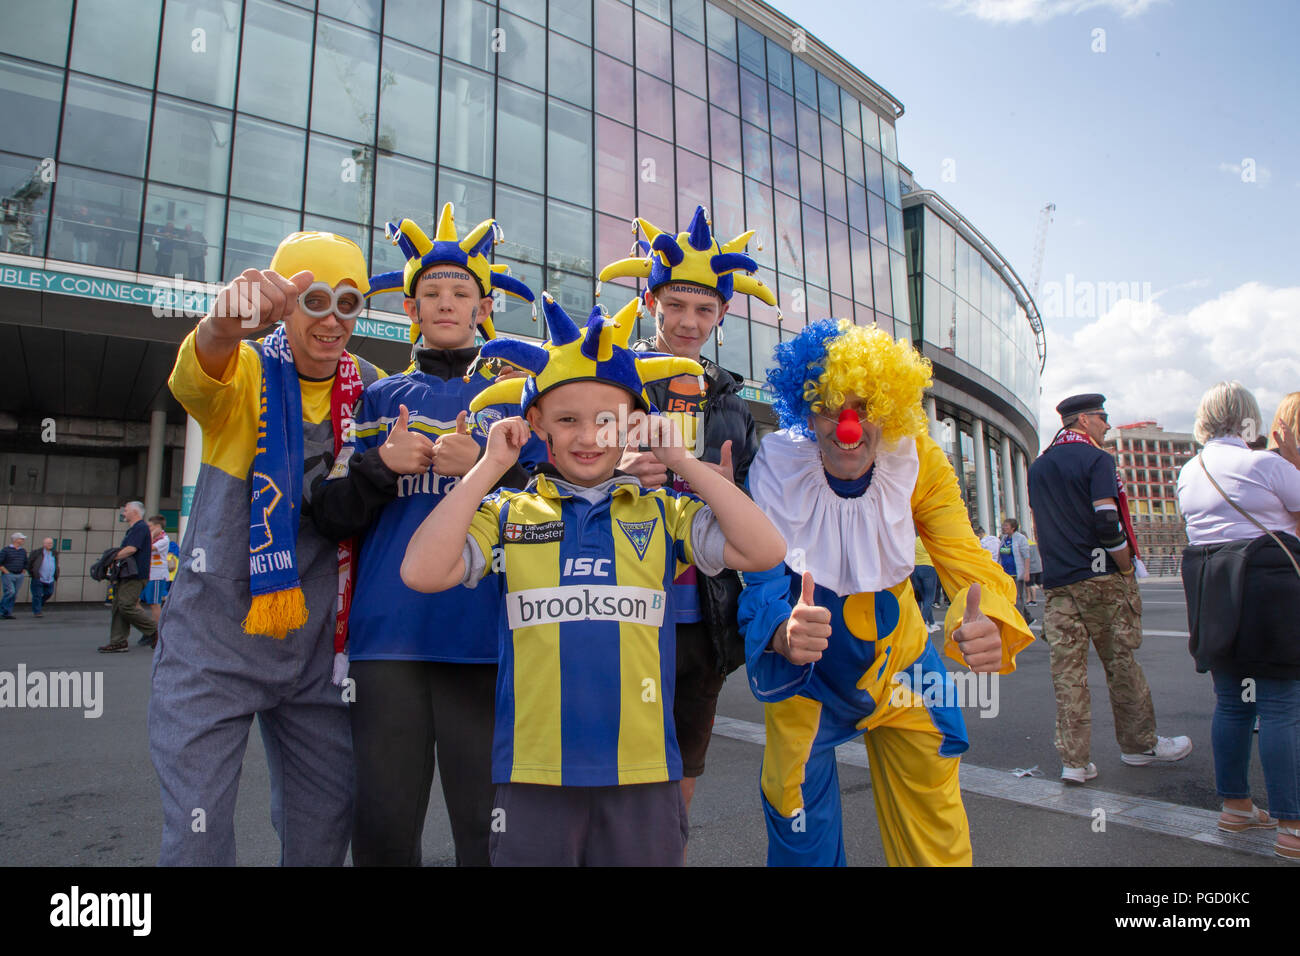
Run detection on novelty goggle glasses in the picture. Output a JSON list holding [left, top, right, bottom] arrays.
[[298, 282, 365, 320]]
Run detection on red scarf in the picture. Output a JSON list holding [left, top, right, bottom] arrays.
[[1050, 428, 1141, 559], [331, 355, 364, 661]]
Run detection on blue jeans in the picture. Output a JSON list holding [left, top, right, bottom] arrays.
[[0, 572, 17, 616], [911, 566, 939, 627], [1211, 670, 1300, 820], [31, 579, 55, 614]]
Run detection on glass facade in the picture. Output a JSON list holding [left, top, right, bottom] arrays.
[[0, 0, 909, 384], [905, 202, 1041, 421]]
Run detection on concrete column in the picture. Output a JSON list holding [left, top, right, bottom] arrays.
[[1000, 436, 1016, 521], [972, 419, 991, 534], [144, 409, 167, 517], [1016, 449, 1032, 533], [924, 397, 939, 443], [942, 415, 961, 493], [177, 415, 203, 547]]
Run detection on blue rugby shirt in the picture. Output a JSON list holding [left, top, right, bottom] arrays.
[[464, 468, 726, 786]]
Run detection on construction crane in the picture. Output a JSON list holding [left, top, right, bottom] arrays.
[[1028, 202, 1055, 299]]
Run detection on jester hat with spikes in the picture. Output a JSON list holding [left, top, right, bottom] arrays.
[[597, 204, 777, 324], [366, 202, 535, 341], [468, 294, 704, 417]]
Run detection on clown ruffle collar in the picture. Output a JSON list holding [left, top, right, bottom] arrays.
[[747, 428, 920, 596]]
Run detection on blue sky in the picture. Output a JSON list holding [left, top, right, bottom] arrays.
[[766, 0, 1300, 444]]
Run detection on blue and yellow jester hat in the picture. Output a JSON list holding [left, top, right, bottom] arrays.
[[597, 204, 777, 324], [366, 202, 535, 342], [468, 294, 704, 416]]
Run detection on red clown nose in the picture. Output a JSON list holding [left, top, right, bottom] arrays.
[[835, 408, 862, 445]]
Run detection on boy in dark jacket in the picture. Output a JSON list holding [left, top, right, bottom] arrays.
[[599, 204, 778, 814]]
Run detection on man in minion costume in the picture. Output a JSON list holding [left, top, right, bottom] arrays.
[[151, 232, 384, 865], [399, 294, 787, 866], [738, 319, 1034, 866], [599, 205, 778, 818], [309, 203, 546, 866]]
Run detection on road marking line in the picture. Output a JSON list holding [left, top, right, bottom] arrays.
[[710, 715, 1275, 859]]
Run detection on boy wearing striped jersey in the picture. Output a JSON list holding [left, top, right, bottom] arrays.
[[400, 295, 785, 866]]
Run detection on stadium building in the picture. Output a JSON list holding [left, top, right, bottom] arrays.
[[0, 0, 1043, 605]]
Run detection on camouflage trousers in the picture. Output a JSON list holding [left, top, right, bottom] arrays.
[[1043, 573, 1157, 767]]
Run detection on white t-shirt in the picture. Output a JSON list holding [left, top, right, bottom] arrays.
[[149, 533, 171, 581], [1177, 437, 1300, 545], [980, 534, 1000, 560]]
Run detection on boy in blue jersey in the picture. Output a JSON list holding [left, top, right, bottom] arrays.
[[309, 204, 545, 866], [400, 294, 786, 866]]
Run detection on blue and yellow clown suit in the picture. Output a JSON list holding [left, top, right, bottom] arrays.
[[739, 319, 1034, 867]]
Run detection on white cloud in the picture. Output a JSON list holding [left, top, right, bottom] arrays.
[[1037, 282, 1300, 450], [943, 0, 1167, 23]]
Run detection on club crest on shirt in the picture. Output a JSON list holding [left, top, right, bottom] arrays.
[[617, 518, 658, 561], [503, 520, 565, 544], [473, 406, 503, 436], [249, 472, 283, 554]]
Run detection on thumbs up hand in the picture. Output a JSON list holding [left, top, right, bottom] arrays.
[[952, 583, 1002, 673], [774, 571, 832, 665], [378, 403, 436, 475], [432, 410, 482, 477], [702, 439, 736, 484]]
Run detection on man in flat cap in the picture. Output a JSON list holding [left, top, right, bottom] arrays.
[[1027, 394, 1190, 784]]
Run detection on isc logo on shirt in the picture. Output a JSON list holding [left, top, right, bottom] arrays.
[[507, 585, 666, 629], [563, 557, 611, 577]]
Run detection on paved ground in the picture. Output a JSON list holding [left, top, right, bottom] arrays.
[[0, 578, 1291, 866]]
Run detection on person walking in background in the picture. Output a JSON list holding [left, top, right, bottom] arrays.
[[1028, 393, 1191, 784], [26, 537, 59, 618], [1, 532, 29, 620], [911, 536, 941, 633], [978, 526, 999, 562], [998, 517, 1031, 621], [1026, 533, 1043, 606], [1178, 381, 1300, 861], [141, 515, 171, 631], [99, 501, 157, 653]]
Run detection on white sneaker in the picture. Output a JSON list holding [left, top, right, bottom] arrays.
[[1061, 762, 1098, 784], [927, 623, 942, 633], [1121, 735, 1193, 766]]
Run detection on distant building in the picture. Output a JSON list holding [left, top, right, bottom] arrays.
[[1103, 421, 1195, 569]]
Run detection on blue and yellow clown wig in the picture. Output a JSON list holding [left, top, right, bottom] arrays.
[[597, 204, 777, 323], [366, 202, 535, 342], [767, 318, 933, 443], [468, 294, 704, 416]]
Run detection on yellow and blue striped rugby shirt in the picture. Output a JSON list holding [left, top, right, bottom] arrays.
[[466, 467, 710, 787]]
